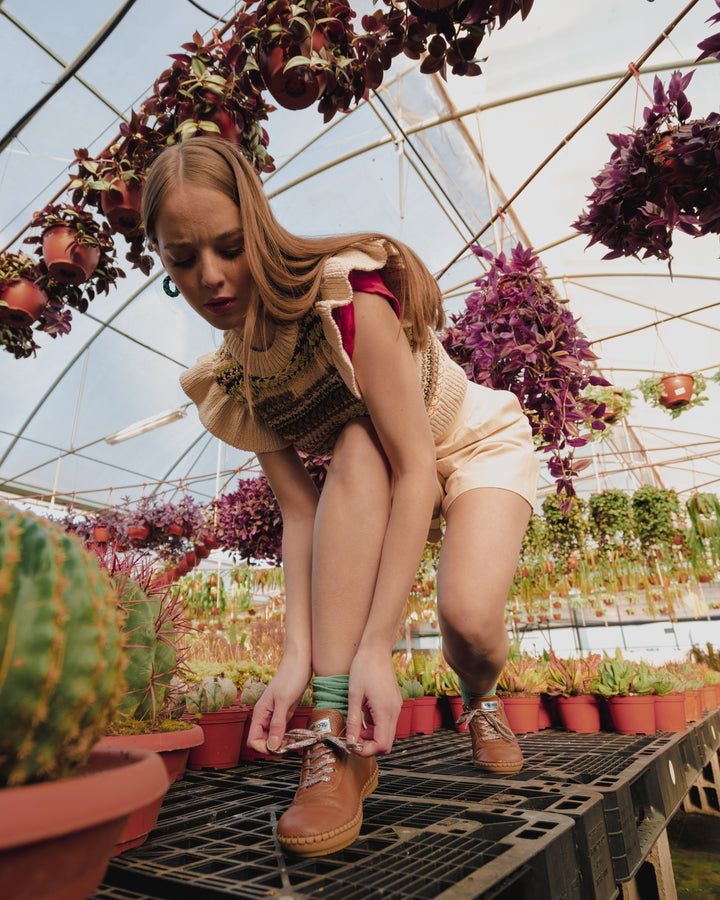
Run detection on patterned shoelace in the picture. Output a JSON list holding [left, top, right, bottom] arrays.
[[456, 706, 516, 743], [277, 729, 364, 790]]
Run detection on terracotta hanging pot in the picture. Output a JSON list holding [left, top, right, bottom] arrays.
[[258, 30, 328, 111], [0, 278, 48, 327], [601, 387, 627, 424], [42, 225, 100, 285], [127, 523, 150, 542], [100, 179, 143, 236], [167, 522, 184, 537], [194, 541, 210, 559], [658, 373, 694, 410], [0, 746, 168, 900], [94, 525, 110, 544]]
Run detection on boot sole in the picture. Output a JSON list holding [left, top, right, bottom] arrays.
[[473, 760, 523, 775], [278, 761, 379, 858]]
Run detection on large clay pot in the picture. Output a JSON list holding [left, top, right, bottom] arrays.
[[607, 696, 656, 735], [557, 695, 601, 733], [501, 695, 541, 734], [0, 278, 48, 327], [658, 373, 694, 410], [258, 31, 328, 111], [0, 746, 168, 900], [42, 225, 100, 285], [654, 694, 686, 733], [100, 179, 143, 235]]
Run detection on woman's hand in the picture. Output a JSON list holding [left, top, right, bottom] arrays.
[[346, 646, 402, 756], [246, 655, 312, 753]]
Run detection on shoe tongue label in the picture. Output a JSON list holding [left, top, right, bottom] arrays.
[[311, 717, 332, 734], [480, 700, 498, 712]]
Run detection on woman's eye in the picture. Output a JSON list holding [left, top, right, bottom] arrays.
[[221, 247, 244, 258], [171, 257, 194, 268]]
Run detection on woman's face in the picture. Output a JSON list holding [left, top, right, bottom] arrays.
[[154, 180, 255, 331]]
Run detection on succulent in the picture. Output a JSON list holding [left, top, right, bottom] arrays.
[[0, 503, 126, 786], [401, 678, 424, 700], [185, 677, 227, 715], [240, 676, 268, 706]]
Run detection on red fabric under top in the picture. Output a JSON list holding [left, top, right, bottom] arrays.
[[331, 270, 401, 358]]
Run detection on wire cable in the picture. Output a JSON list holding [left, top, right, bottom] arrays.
[[0, 0, 140, 154]]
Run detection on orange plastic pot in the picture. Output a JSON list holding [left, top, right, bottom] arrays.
[[189, 707, 249, 769], [654, 694, 686, 733], [607, 696, 656, 735], [258, 31, 328, 111], [0, 278, 48, 327], [658, 373, 694, 410], [0, 746, 168, 900], [410, 696, 438, 735], [394, 700, 413, 739], [42, 225, 100, 285], [500, 695, 541, 734], [685, 689, 703, 722], [557, 695, 601, 733], [100, 179, 143, 235]]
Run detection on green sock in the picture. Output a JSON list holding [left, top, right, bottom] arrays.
[[311, 674, 349, 718], [459, 679, 496, 705]]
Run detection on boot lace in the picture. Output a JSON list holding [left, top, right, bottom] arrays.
[[457, 705, 516, 743], [278, 729, 364, 790]]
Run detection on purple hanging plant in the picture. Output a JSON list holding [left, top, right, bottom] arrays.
[[212, 454, 328, 563], [440, 243, 607, 505], [573, 70, 720, 264], [697, 0, 720, 63]]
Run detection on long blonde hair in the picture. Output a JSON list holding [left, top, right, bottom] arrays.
[[142, 137, 444, 399]]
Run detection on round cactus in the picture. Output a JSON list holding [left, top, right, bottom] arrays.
[[115, 579, 177, 721], [185, 677, 225, 715], [0, 504, 126, 786], [402, 679, 424, 700]]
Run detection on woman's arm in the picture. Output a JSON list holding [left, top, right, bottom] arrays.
[[247, 446, 319, 751], [347, 290, 439, 751]]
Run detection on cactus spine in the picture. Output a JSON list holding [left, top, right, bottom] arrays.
[[0, 505, 126, 786]]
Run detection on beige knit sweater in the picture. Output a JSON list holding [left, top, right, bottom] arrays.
[[179, 240, 468, 455]]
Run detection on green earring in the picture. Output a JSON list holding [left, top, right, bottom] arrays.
[[163, 275, 180, 298]]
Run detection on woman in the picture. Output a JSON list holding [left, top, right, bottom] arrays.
[[142, 135, 539, 858]]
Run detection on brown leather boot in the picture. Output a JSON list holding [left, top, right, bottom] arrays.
[[460, 695, 523, 775], [277, 708, 379, 857]]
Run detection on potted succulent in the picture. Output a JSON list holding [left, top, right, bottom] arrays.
[[0, 503, 169, 900], [496, 656, 547, 734], [440, 243, 607, 506], [581, 383, 634, 433], [592, 652, 656, 735], [545, 651, 602, 733], [573, 70, 720, 265], [637, 371, 708, 417], [651, 667, 687, 733]]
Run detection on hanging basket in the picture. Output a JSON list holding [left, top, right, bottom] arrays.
[[0, 278, 48, 327], [41, 225, 100, 285], [100, 179, 143, 236], [258, 31, 328, 111], [658, 374, 694, 410]]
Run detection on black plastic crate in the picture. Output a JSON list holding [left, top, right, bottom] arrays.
[[383, 726, 698, 883], [97, 771, 586, 900]]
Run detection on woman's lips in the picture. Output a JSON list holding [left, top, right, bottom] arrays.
[[205, 297, 235, 314]]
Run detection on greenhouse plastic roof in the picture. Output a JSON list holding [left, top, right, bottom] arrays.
[[1, 0, 719, 517]]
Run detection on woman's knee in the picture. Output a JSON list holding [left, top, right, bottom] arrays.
[[438, 596, 508, 662]]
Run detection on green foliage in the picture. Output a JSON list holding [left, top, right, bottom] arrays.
[[631, 485, 680, 554], [497, 657, 547, 695], [401, 679, 424, 700], [541, 495, 587, 563], [589, 489, 635, 552], [0, 504, 126, 786], [545, 650, 601, 697], [637, 372, 708, 418]]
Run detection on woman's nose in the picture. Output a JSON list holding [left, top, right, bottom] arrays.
[[200, 253, 223, 288]]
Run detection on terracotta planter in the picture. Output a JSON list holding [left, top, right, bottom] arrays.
[[557, 695, 601, 733], [410, 696, 438, 735], [395, 699, 413, 739], [0, 746, 168, 900], [189, 706, 249, 769], [701, 685, 717, 714], [42, 225, 100, 285], [287, 705, 314, 731], [607, 696, 656, 735], [97, 724, 204, 784], [685, 689, 703, 722], [538, 694, 557, 729], [94, 525, 110, 544], [167, 522, 184, 536], [127, 523, 149, 542], [100, 179, 143, 235], [501, 695, 541, 734], [258, 31, 328, 111], [0, 278, 48, 327], [658, 373, 694, 410], [654, 694, 687, 733]]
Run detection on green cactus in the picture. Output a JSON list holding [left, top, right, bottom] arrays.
[[0, 504, 126, 786], [401, 679, 424, 699], [115, 579, 177, 721], [185, 677, 225, 714]]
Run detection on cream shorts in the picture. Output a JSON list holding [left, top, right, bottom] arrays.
[[434, 382, 539, 518]]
